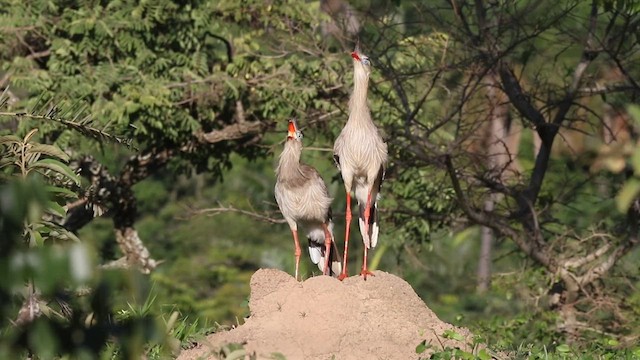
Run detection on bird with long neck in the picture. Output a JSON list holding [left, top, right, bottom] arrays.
[[275, 119, 342, 280], [333, 45, 388, 280]]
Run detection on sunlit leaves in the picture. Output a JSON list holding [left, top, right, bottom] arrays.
[[0, 128, 80, 245]]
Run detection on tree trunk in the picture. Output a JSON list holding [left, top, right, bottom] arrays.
[[476, 197, 494, 293], [475, 70, 515, 293]]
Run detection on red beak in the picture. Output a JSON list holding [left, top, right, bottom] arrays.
[[351, 51, 361, 61], [287, 120, 297, 139]]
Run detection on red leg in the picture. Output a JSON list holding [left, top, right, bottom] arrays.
[[363, 192, 372, 238], [322, 223, 332, 275], [360, 244, 375, 280], [292, 229, 302, 281], [338, 193, 352, 281], [360, 191, 375, 280]]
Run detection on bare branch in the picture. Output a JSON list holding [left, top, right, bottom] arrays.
[[577, 84, 637, 96], [550, 0, 599, 126], [577, 244, 626, 286], [564, 242, 612, 269], [189, 202, 286, 224], [497, 64, 546, 128], [446, 155, 557, 270]]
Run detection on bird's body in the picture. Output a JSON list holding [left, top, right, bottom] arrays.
[[334, 46, 388, 280], [275, 120, 342, 279]]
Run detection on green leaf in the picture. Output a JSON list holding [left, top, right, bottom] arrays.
[[269, 353, 287, 360], [45, 185, 78, 198], [140, 95, 158, 106], [415, 340, 427, 354], [31, 158, 80, 185], [45, 200, 67, 218], [556, 344, 571, 353], [32, 229, 45, 247], [442, 329, 464, 341], [41, 221, 81, 242], [616, 178, 640, 213], [225, 349, 247, 360], [28, 144, 70, 162], [0, 134, 21, 146], [477, 349, 491, 360]]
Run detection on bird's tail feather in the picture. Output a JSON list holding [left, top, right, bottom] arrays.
[[358, 202, 379, 249], [307, 221, 342, 277]]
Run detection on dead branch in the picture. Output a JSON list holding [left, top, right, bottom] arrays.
[[564, 243, 612, 269], [578, 237, 637, 286], [188, 202, 286, 224]]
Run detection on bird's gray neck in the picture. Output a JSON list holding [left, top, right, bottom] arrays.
[[276, 140, 303, 180], [348, 67, 371, 123]]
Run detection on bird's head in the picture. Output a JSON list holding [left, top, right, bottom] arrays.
[[287, 119, 303, 141], [351, 47, 371, 76]]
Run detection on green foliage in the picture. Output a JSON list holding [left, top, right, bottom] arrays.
[[416, 329, 640, 360], [0, 154, 174, 358], [2, 0, 640, 357], [0, 126, 176, 357], [415, 330, 493, 360], [1, 128, 80, 245], [0, 0, 342, 175]]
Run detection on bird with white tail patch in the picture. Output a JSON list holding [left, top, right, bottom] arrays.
[[333, 44, 388, 280], [275, 119, 342, 280]]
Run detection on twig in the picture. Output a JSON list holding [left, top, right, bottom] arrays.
[[188, 202, 286, 224]]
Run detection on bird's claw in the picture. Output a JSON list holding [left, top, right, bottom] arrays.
[[360, 269, 375, 280], [338, 272, 348, 281]]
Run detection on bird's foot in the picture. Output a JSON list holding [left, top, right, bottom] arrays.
[[360, 269, 375, 280], [338, 272, 348, 281]]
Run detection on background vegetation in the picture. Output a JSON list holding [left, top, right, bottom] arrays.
[[1, 0, 640, 358]]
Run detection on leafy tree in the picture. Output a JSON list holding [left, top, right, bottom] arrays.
[[0, 122, 176, 358], [345, 0, 640, 340], [3, 0, 640, 353], [0, 0, 352, 341], [0, 0, 346, 271]]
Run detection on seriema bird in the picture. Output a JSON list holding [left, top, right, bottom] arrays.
[[333, 44, 388, 280], [275, 119, 342, 280]]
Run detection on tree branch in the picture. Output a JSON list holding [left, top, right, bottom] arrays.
[[189, 202, 286, 224], [445, 155, 556, 271], [564, 242, 611, 269], [550, 0, 599, 126], [196, 120, 266, 144], [497, 63, 546, 128]]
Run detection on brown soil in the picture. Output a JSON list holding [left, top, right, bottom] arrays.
[[177, 269, 477, 360]]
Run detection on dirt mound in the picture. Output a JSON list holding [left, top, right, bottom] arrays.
[[178, 269, 476, 359]]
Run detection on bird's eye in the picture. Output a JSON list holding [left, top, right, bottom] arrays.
[[297, 131, 304, 139], [361, 57, 370, 66]]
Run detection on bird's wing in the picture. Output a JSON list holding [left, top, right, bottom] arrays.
[[300, 164, 330, 193], [274, 183, 284, 208], [376, 164, 385, 190], [333, 133, 343, 169], [333, 154, 341, 170]]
